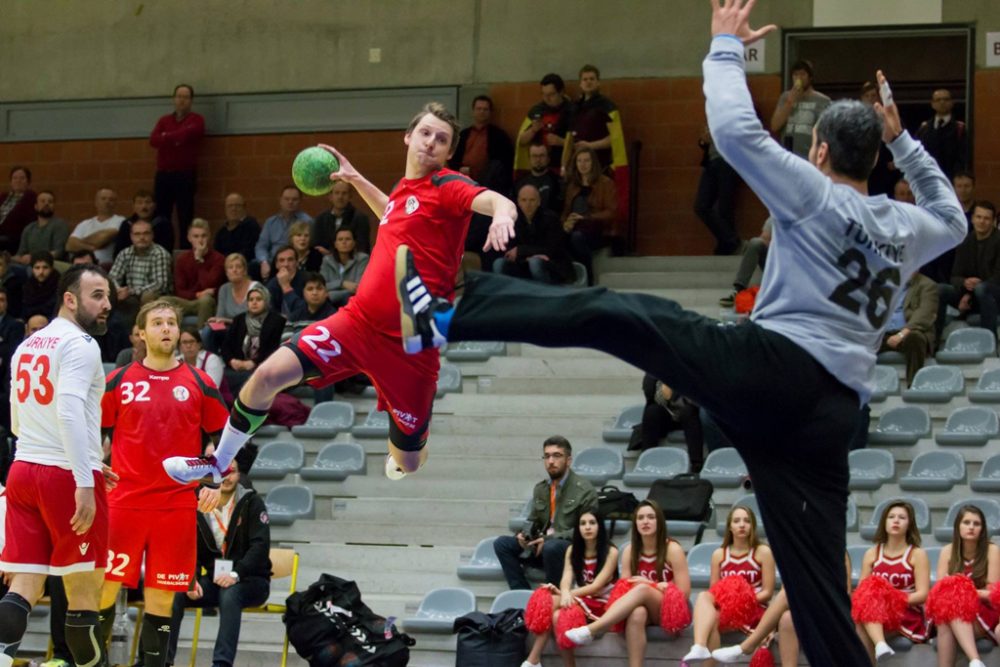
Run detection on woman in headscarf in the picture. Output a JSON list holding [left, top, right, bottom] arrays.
[[221, 281, 285, 394]]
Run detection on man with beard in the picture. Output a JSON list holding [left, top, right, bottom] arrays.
[[14, 190, 69, 265]]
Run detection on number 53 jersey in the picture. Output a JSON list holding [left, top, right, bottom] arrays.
[[102, 362, 229, 509]]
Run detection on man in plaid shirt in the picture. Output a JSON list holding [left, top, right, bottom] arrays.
[[110, 219, 174, 327]]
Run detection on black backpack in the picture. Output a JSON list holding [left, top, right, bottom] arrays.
[[597, 485, 640, 535], [453, 609, 527, 667], [646, 474, 714, 542], [284, 573, 415, 667]]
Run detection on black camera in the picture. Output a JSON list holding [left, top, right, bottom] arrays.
[[519, 521, 543, 560]]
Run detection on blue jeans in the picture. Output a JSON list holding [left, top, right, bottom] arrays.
[[168, 575, 270, 667], [493, 534, 569, 590]]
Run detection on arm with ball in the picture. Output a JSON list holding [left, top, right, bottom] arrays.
[[318, 144, 389, 219]]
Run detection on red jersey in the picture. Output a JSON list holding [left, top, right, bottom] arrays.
[[720, 546, 763, 594], [637, 544, 675, 583], [349, 168, 485, 335], [871, 544, 916, 592], [582, 556, 612, 602], [102, 362, 229, 510]]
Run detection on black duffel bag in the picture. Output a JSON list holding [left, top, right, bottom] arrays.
[[646, 474, 714, 541], [597, 484, 640, 533], [453, 608, 527, 667]]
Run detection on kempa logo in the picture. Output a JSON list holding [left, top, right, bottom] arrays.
[[405, 196, 419, 215], [78, 542, 90, 555]]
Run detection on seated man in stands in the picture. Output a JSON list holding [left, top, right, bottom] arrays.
[[109, 218, 174, 327], [284, 271, 336, 323], [255, 185, 312, 280], [14, 189, 68, 265], [513, 143, 563, 214], [720, 218, 772, 308], [215, 193, 260, 264], [66, 186, 125, 265], [266, 245, 306, 317], [114, 189, 173, 256], [878, 272, 938, 387], [313, 179, 372, 254], [174, 218, 226, 327], [167, 468, 271, 667], [937, 201, 1000, 341], [494, 436, 598, 589], [492, 183, 573, 284], [633, 374, 705, 472]]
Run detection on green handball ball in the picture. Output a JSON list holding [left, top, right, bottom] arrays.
[[292, 147, 340, 197]]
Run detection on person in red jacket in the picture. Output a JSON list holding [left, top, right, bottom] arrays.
[[150, 84, 205, 250], [0, 166, 38, 255], [173, 218, 226, 327]]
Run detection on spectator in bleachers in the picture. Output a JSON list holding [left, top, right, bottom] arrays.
[[179, 327, 226, 392], [256, 185, 312, 280], [936, 201, 1000, 342], [916, 89, 967, 180], [109, 219, 174, 327], [221, 281, 285, 395], [21, 250, 59, 320], [696, 125, 742, 255], [566, 65, 621, 176], [493, 183, 572, 285], [854, 500, 930, 662], [284, 271, 336, 323], [860, 81, 897, 198], [267, 245, 306, 317], [0, 252, 25, 318], [13, 189, 68, 265], [66, 187, 126, 264], [173, 218, 226, 327], [114, 189, 174, 257], [719, 218, 772, 308], [319, 228, 369, 308], [522, 510, 620, 667], [215, 193, 260, 264], [562, 146, 617, 286], [934, 505, 1000, 667], [151, 83, 204, 248], [513, 143, 563, 215], [167, 467, 271, 667], [770, 60, 831, 159], [516, 73, 571, 173], [313, 179, 371, 255], [115, 324, 145, 368], [24, 313, 48, 336], [288, 220, 323, 273], [563, 500, 691, 665], [494, 436, 598, 590], [72, 249, 97, 265], [0, 287, 24, 434], [0, 165, 37, 254], [449, 95, 515, 195], [922, 172, 975, 284], [632, 374, 705, 472], [683, 505, 775, 662], [878, 272, 938, 387], [204, 253, 253, 353]]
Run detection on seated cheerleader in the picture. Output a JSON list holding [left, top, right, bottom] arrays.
[[854, 500, 930, 662], [683, 504, 776, 664], [521, 510, 619, 667], [561, 500, 691, 667], [934, 505, 999, 667]]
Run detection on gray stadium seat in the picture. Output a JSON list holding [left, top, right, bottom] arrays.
[[867, 406, 931, 446], [870, 365, 899, 402], [700, 448, 747, 489], [299, 441, 366, 481], [876, 350, 905, 365], [668, 504, 715, 538], [456, 537, 504, 581], [935, 406, 999, 447], [846, 495, 859, 533], [508, 499, 531, 532], [848, 449, 894, 491], [255, 424, 289, 438], [969, 368, 1000, 403], [602, 404, 643, 442], [622, 447, 689, 486], [860, 497, 930, 541], [571, 261, 588, 287], [290, 401, 355, 439], [572, 447, 625, 485], [264, 485, 315, 525], [899, 451, 966, 491], [847, 544, 869, 586], [971, 453, 1000, 492], [248, 440, 304, 480], [901, 365, 964, 403], [102, 361, 116, 376], [936, 327, 997, 364], [490, 589, 533, 613], [934, 498, 1000, 542], [402, 587, 476, 633], [717, 494, 765, 538], [352, 409, 390, 438], [435, 362, 462, 396], [926, 546, 943, 584], [444, 341, 506, 362], [688, 541, 721, 587]]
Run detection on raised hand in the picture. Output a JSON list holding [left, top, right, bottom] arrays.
[[872, 70, 903, 144], [710, 0, 777, 45], [318, 143, 359, 183]]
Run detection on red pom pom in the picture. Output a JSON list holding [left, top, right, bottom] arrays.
[[927, 575, 979, 624], [851, 576, 908, 631], [605, 579, 634, 633], [659, 584, 691, 634], [709, 576, 758, 631], [749, 646, 775, 667], [989, 581, 1000, 610], [525, 587, 553, 634], [555, 605, 588, 650]]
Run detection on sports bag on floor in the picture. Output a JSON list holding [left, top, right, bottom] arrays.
[[646, 474, 713, 540], [453, 608, 527, 667]]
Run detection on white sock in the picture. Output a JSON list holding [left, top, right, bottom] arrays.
[[712, 644, 747, 662], [969, 660, 985, 667], [874, 641, 894, 661], [683, 644, 712, 661], [214, 420, 253, 471]]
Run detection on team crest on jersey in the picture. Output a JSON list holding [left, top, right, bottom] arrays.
[[172, 386, 190, 402], [379, 200, 395, 226], [405, 196, 420, 215]]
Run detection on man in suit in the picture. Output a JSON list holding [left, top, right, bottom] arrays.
[[878, 272, 938, 386]]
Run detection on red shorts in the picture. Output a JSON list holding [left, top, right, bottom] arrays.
[[288, 306, 440, 436], [0, 461, 108, 576], [105, 506, 196, 592]]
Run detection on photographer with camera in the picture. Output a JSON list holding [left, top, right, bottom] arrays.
[[493, 436, 598, 590]]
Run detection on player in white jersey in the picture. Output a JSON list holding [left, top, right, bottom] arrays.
[[395, 3, 967, 665], [0, 264, 113, 667]]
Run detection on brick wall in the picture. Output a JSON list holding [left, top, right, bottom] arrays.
[[2, 70, 998, 256]]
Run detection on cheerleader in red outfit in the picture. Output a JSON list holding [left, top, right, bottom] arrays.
[[935, 505, 1000, 667], [683, 505, 776, 664], [561, 500, 691, 667], [522, 510, 619, 667], [855, 501, 931, 662]]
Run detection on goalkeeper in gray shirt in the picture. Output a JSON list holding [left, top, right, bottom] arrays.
[[396, 1, 966, 664]]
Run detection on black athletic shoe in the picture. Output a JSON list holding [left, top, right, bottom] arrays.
[[396, 244, 450, 354]]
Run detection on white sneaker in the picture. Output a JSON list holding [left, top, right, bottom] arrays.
[[385, 454, 407, 480], [162, 455, 223, 484], [711, 645, 747, 663], [874, 641, 895, 662], [970, 660, 986, 667], [682, 644, 712, 663], [520, 661, 541, 667], [564, 626, 593, 646]]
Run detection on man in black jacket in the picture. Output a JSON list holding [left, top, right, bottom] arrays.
[[167, 469, 271, 667], [492, 184, 573, 284], [313, 180, 372, 254], [937, 201, 1000, 341]]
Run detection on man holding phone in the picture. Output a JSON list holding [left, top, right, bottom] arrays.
[[770, 59, 831, 158]]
